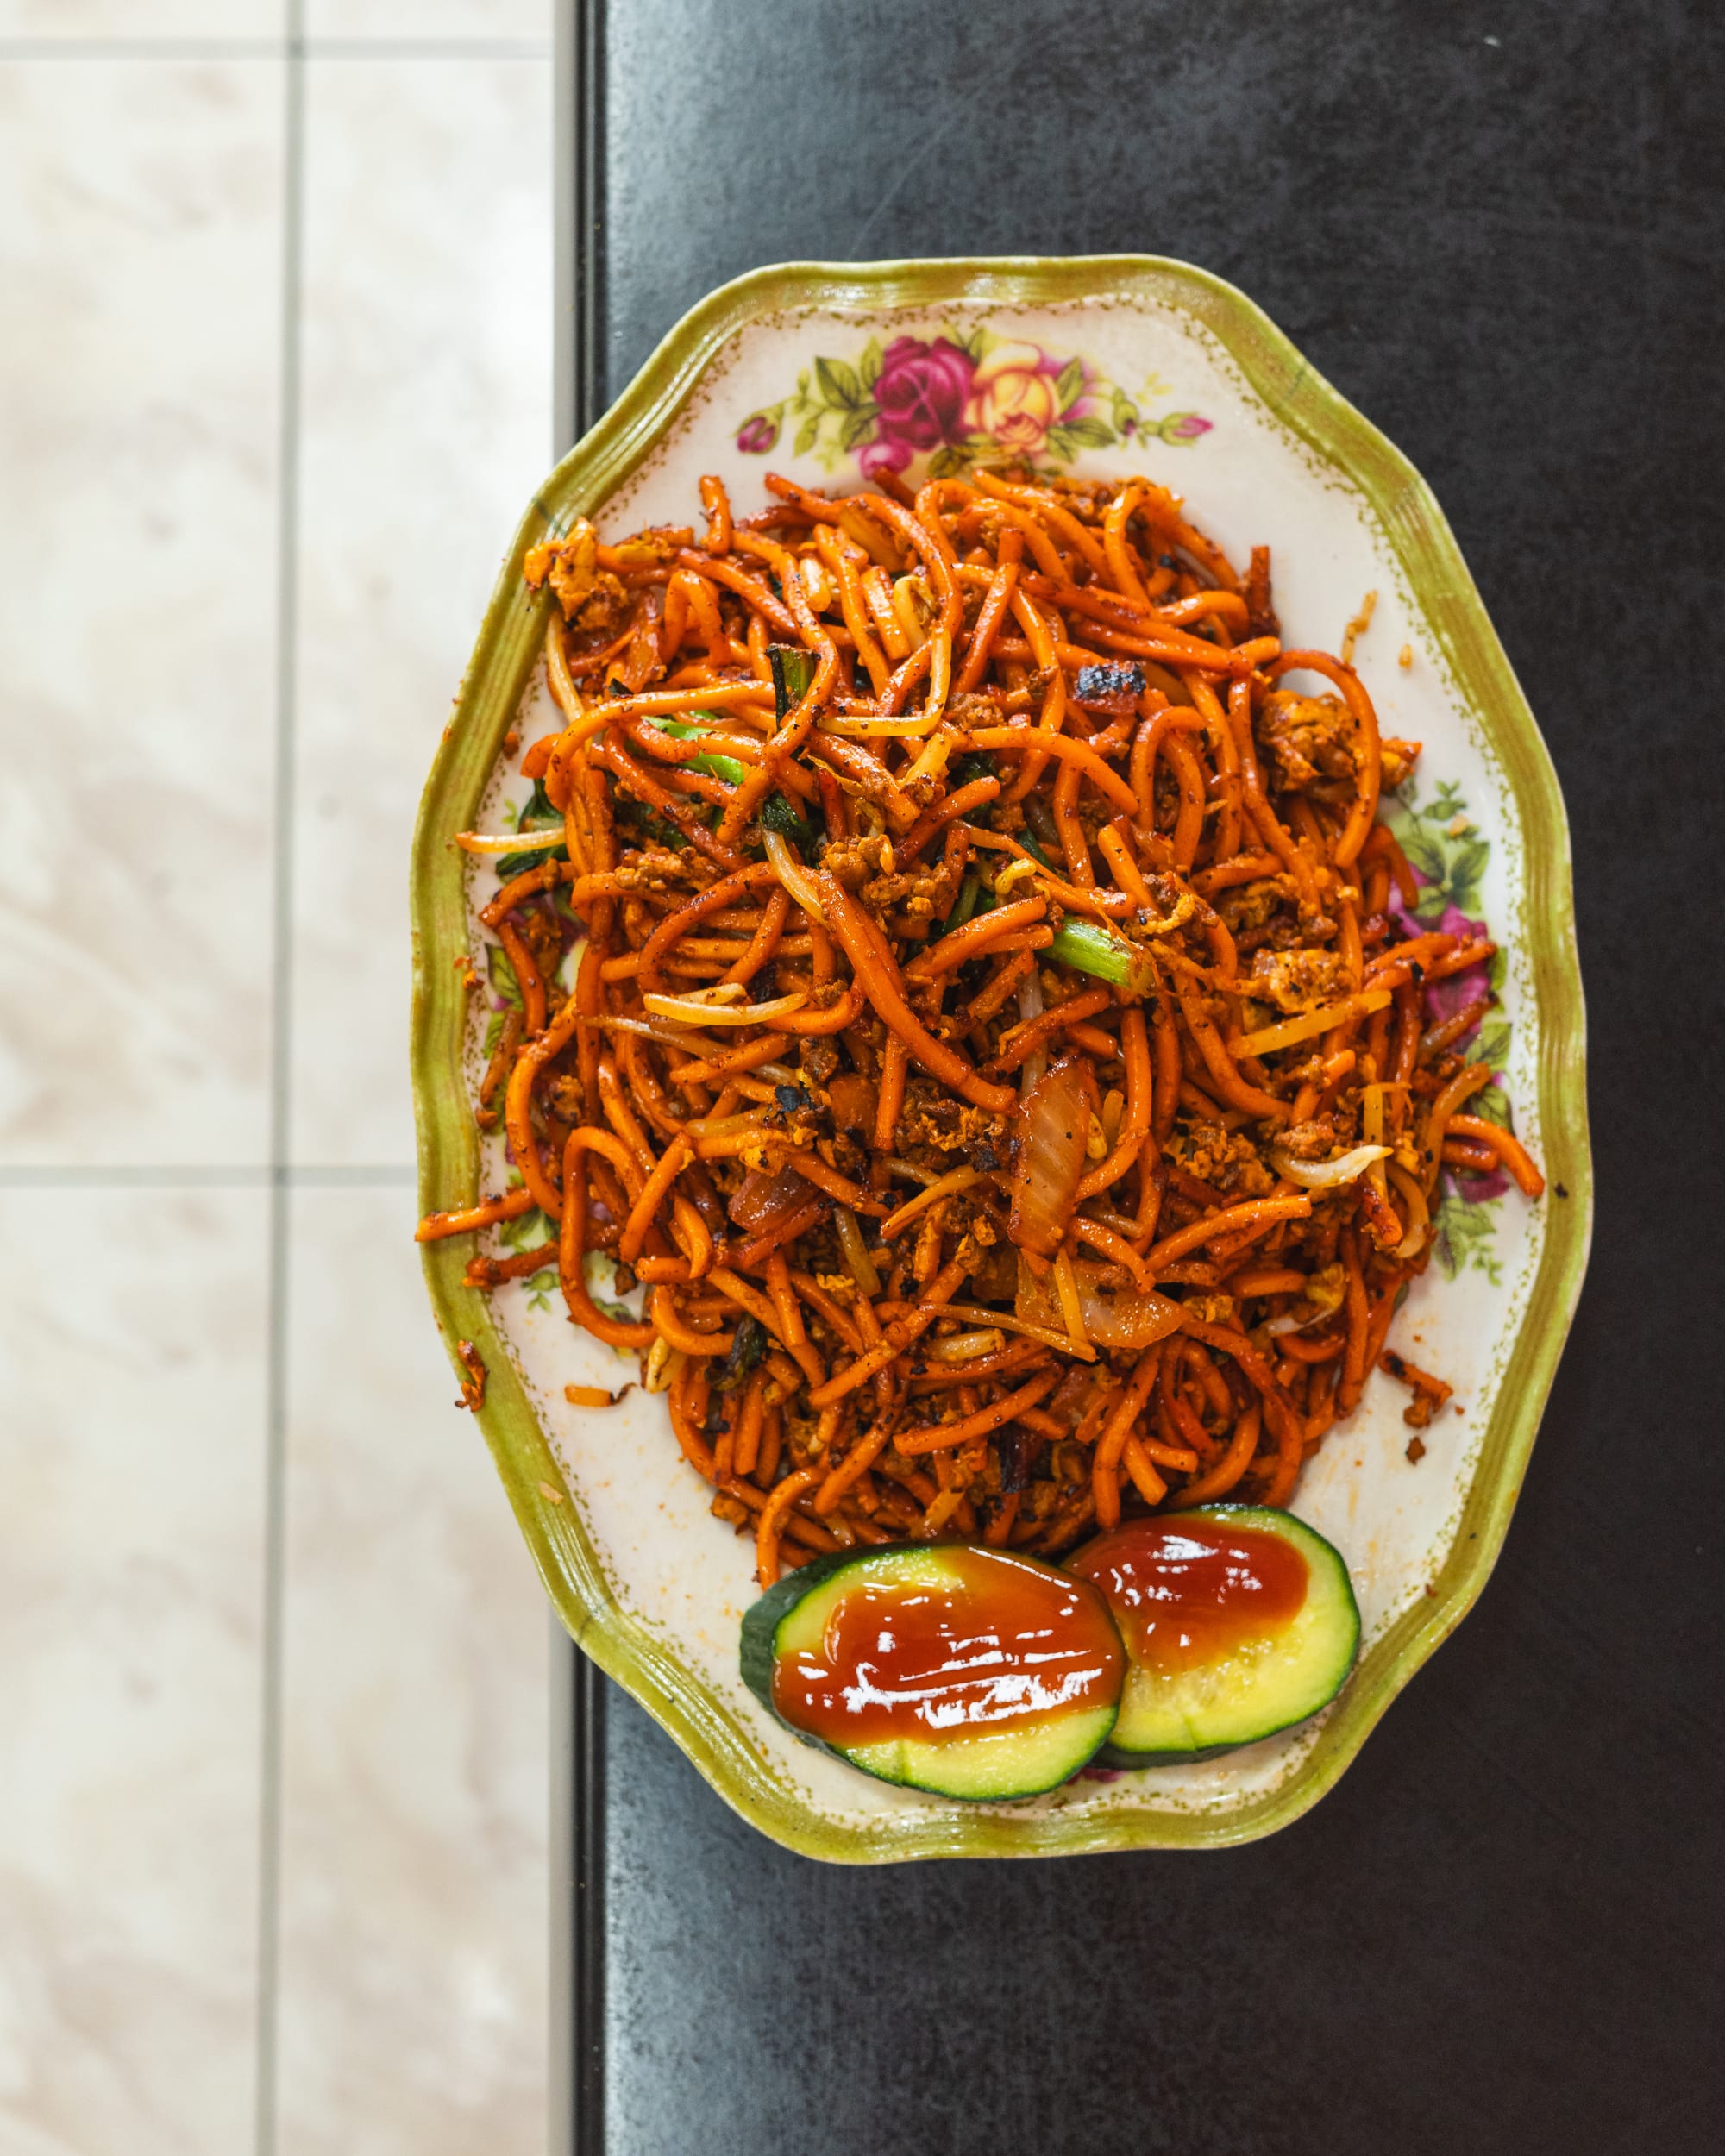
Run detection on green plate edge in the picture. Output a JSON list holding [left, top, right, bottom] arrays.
[[409, 254, 1593, 1865]]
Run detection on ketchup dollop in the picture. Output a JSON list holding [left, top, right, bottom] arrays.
[[1068, 1519, 1308, 1673], [772, 1549, 1123, 1748]]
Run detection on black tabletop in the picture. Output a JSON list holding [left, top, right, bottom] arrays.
[[558, 5, 1724, 2149]]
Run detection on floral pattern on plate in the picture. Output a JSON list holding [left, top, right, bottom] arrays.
[[1380, 777, 1523, 1285], [736, 323, 1212, 480]]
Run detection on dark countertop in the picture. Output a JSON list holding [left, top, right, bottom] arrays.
[[561, 5, 1724, 2148]]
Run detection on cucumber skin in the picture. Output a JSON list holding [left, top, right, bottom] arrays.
[[1097, 1739, 1243, 1770], [737, 1547, 870, 1727], [738, 1544, 1123, 1802], [1085, 1506, 1361, 1771]]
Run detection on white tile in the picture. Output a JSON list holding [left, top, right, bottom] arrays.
[[0, 1, 281, 37], [290, 53, 550, 1165], [276, 1188, 548, 2155], [304, 0, 547, 40], [0, 59, 283, 1166], [0, 1188, 267, 2156]]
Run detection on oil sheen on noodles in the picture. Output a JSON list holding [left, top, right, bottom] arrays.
[[421, 461, 1544, 1587]]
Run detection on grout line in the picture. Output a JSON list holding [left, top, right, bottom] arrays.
[[0, 38, 279, 57], [298, 37, 553, 58], [0, 37, 550, 60], [254, 9, 306, 2151], [0, 1164, 416, 1189]]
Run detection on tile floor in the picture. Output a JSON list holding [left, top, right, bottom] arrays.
[[0, 8, 556, 2152]]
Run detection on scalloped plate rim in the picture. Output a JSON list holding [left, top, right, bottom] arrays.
[[409, 254, 1592, 1863]]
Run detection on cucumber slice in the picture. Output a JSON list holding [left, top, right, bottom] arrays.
[[1067, 1507, 1359, 1766], [741, 1543, 1125, 1801]]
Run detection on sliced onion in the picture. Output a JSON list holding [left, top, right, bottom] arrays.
[[586, 1013, 712, 1053], [832, 1203, 882, 1297], [921, 1328, 1007, 1364], [727, 1161, 808, 1231], [656, 981, 745, 1006], [1016, 1255, 1184, 1352], [880, 1164, 986, 1243], [1263, 1261, 1351, 1335], [762, 828, 824, 918], [1007, 1051, 1095, 1258], [880, 1156, 943, 1188], [643, 989, 808, 1027], [1386, 1160, 1430, 1260], [1016, 965, 1048, 1093], [454, 827, 566, 856], [1270, 1142, 1392, 1188], [1051, 1246, 1091, 1352], [939, 1301, 1097, 1360]]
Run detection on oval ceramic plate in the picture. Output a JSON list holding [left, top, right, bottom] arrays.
[[411, 256, 1590, 1862]]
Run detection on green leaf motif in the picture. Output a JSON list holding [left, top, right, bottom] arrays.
[[582, 1251, 639, 1330], [1468, 1016, 1512, 1069], [837, 403, 878, 452], [1432, 1192, 1502, 1284], [1055, 357, 1085, 412], [1058, 415, 1116, 449], [1111, 391, 1139, 433], [482, 1011, 504, 1057], [926, 444, 968, 480], [1465, 1080, 1511, 1130], [793, 413, 819, 459], [857, 337, 882, 389], [1044, 423, 1076, 462], [1398, 824, 1446, 884], [814, 355, 862, 408], [486, 942, 523, 1009], [1448, 837, 1491, 914], [499, 1205, 552, 1253]]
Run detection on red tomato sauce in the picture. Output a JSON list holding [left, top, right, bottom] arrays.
[[772, 1550, 1123, 1748], [1068, 1519, 1308, 1674]]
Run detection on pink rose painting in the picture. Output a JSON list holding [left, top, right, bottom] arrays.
[[1379, 782, 1521, 1276], [734, 324, 1213, 479], [862, 335, 975, 474]]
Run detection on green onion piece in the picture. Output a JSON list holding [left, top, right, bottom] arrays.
[[519, 778, 561, 830], [694, 753, 749, 786], [714, 1313, 768, 1393], [648, 716, 747, 787], [1047, 919, 1155, 997], [494, 842, 569, 881], [760, 790, 814, 852], [934, 872, 982, 941], [494, 777, 573, 876], [769, 644, 817, 718]]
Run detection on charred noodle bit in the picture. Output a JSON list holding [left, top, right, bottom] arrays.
[[423, 472, 1543, 1554]]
